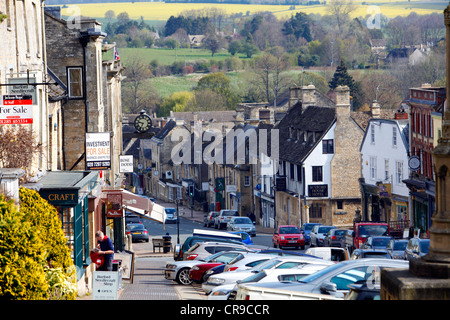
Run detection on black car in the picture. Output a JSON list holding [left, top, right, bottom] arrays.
[[125, 213, 141, 225], [126, 223, 149, 242], [350, 248, 392, 259]]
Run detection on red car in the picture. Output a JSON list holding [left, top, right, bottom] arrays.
[[189, 262, 223, 283], [273, 225, 305, 250]]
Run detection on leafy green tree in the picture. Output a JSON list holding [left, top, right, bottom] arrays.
[[196, 72, 238, 109], [228, 41, 242, 56]]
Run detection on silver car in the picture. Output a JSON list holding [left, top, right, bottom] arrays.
[[227, 216, 256, 237], [235, 258, 409, 299], [310, 225, 337, 247]]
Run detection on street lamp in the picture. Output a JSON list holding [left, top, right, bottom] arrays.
[[176, 197, 181, 244]]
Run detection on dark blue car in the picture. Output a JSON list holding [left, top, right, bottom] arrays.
[[302, 223, 321, 245]]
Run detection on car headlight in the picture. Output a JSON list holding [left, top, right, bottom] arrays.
[[209, 278, 225, 285], [166, 264, 176, 269], [191, 266, 200, 271], [211, 289, 231, 296], [280, 236, 285, 240]]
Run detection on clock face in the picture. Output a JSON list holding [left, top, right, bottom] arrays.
[[134, 114, 152, 133], [408, 156, 421, 170]]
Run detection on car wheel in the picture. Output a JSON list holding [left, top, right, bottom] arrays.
[[176, 268, 192, 285]]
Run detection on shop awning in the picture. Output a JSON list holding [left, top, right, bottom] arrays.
[[122, 190, 165, 223]]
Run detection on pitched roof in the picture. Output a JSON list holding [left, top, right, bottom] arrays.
[[276, 104, 336, 164], [153, 119, 176, 140]]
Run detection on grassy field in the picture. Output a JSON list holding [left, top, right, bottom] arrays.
[[56, 1, 447, 22], [103, 47, 253, 65]]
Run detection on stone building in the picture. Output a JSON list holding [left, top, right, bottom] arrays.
[[273, 85, 364, 229], [0, 0, 50, 174]]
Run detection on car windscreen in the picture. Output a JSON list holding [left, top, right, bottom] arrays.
[[165, 208, 176, 213], [234, 217, 252, 224], [393, 241, 408, 250], [372, 238, 390, 247], [358, 225, 389, 237], [334, 230, 347, 236], [127, 224, 145, 231], [252, 259, 281, 272], [223, 211, 238, 216], [296, 263, 342, 283], [363, 251, 390, 258], [280, 227, 301, 234], [240, 271, 267, 284], [318, 226, 334, 234], [304, 224, 318, 231]]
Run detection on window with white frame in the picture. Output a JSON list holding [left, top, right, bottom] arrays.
[[370, 156, 377, 180], [396, 161, 403, 184], [392, 126, 397, 147], [67, 67, 83, 99]]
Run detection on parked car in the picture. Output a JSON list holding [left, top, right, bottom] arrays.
[[231, 231, 253, 245], [189, 251, 251, 283], [125, 223, 149, 242], [324, 229, 348, 247], [183, 241, 253, 261], [305, 247, 348, 262], [272, 225, 305, 250], [386, 239, 409, 260], [223, 253, 275, 272], [234, 258, 409, 300], [302, 223, 321, 245], [125, 213, 141, 225], [405, 238, 430, 262], [208, 264, 330, 300], [345, 280, 381, 300], [310, 225, 337, 247], [227, 216, 256, 237], [204, 211, 219, 227], [203, 256, 334, 294], [165, 251, 247, 285], [173, 229, 243, 261], [350, 248, 391, 260], [164, 207, 178, 224], [362, 236, 393, 250], [214, 210, 239, 229]]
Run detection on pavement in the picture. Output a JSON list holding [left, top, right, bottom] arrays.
[[77, 199, 275, 300]]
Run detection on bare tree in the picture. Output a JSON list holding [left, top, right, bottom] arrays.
[[326, 0, 356, 36], [0, 126, 41, 170]]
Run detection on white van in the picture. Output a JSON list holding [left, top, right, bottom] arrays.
[[304, 247, 348, 262]]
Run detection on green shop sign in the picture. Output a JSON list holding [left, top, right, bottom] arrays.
[[39, 189, 79, 206]]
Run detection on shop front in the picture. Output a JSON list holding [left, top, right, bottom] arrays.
[[25, 171, 101, 296]]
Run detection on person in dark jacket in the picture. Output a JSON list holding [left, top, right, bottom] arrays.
[[95, 231, 115, 271]]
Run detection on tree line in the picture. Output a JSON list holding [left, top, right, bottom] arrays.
[[115, 5, 446, 116]]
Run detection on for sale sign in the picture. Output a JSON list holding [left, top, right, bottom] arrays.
[[0, 95, 33, 124], [86, 132, 111, 170]]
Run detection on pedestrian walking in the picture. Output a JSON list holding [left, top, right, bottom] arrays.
[[95, 231, 115, 271]]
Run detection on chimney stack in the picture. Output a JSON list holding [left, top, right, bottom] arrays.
[[371, 100, 381, 118], [302, 84, 316, 108]]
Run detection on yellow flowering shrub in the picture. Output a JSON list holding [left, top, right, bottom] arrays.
[[0, 189, 77, 300]]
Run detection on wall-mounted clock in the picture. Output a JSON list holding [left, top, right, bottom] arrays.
[[134, 113, 152, 133]]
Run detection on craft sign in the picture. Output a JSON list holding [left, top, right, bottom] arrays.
[[0, 95, 33, 124]]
